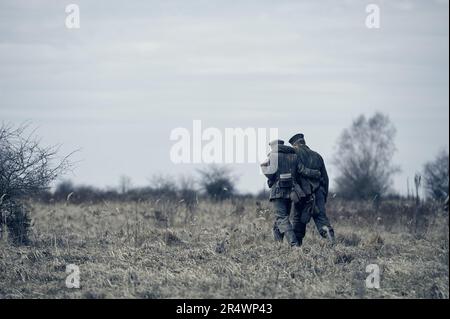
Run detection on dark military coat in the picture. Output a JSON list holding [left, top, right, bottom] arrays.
[[295, 145, 329, 199]]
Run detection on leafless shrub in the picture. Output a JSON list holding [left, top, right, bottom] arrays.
[[0, 123, 73, 244], [0, 200, 31, 245], [197, 165, 237, 201], [0, 123, 73, 199]]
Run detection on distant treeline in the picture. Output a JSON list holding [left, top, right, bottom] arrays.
[[35, 183, 256, 204], [32, 179, 439, 205], [35, 167, 257, 204]]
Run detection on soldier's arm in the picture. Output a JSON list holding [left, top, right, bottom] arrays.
[[320, 157, 329, 199], [297, 163, 321, 179]]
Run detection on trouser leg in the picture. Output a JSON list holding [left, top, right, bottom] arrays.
[[272, 222, 284, 242], [292, 200, 308, 245], [272, 199, 299, 247], [313, 189, 335, 243]]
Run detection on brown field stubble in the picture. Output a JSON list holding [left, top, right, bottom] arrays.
[[0, 198, 448, 299]]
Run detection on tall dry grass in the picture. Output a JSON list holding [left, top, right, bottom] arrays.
[[0, 198, 448, 299]]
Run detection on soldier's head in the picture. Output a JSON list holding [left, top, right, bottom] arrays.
[[289, 133, 306, 149], [269, 139, 284, 150]]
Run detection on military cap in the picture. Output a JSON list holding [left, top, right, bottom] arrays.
[[289, 133, 305, 145], [269, 139, 284, 146]]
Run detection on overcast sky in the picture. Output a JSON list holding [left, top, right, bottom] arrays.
[[0, 0, 448, 194]]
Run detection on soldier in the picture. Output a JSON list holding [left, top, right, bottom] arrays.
[[261, 139, 301, 247], [289, 133, 335, 245], [261, 139, 322, 247]]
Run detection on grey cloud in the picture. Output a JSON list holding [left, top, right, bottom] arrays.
[[0, 0, 448, 193]]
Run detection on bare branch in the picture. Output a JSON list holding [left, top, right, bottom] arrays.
[[0, 122, 74, 200]]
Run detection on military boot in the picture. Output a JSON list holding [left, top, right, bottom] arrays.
[[284, 230, 300, 247], [320, 226, 335, 245], [272, 224, 284, 242]]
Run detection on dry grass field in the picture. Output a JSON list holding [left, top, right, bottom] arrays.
[[0, 198, 448, 299]]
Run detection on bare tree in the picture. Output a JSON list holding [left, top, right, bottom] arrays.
[[333, 113, 400, 200], [0, 123, 73, 243], [178, 175, 198, 223], [119, 175, 132, 194], [197, 165, 236, 200], [423, 150, 449, 201]]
